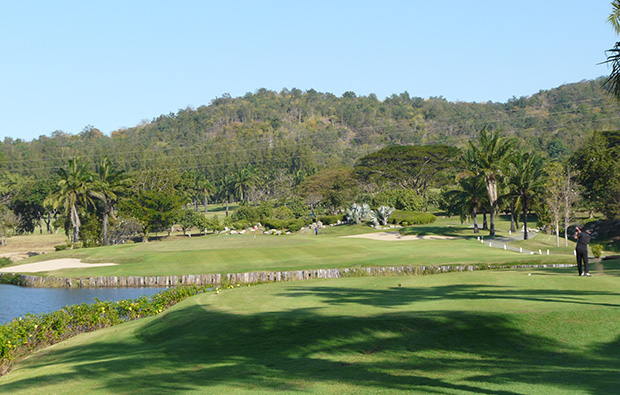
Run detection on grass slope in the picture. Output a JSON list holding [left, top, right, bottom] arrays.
[[2, 264, 619, 394], [4, 223, 574, 278]]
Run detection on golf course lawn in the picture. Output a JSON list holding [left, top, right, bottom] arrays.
[[5, 224, 575, 277], [2, 264, 619, 394]]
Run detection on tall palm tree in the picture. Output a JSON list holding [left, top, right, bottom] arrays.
[[45, 158, 95, 243], [219, 175, 235, 217], [196, 174, 215, 213], [91, 157, 131, 246], [464, 127, 514, 236], [445, 175, 486, 233], [507, 150, 546, 240], [604, 1, 620, 98], [233, 166, 258, 202]]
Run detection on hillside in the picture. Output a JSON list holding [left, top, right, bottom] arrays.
[[2, 78, 619, 184]]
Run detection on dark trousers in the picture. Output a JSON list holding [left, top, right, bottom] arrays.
[[576, 248, 589, 275]]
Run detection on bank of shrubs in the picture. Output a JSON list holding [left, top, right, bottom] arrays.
[[388, 210, 436, 225], [0, 285, 211, 376]]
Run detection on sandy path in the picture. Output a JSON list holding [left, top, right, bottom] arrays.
[[343, 232, 457, 241], [0, 259, 118, 273]]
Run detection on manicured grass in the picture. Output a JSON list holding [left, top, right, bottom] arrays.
[[2, 265, 619, 394], [7, 224, 574, 278]]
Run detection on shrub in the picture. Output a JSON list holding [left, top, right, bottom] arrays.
[[272, 205, 294, 220], [232, 205, 261, 223], [287, 219, 305, 232], [319, 215, 340, 225], [388, 210, 436, 225], [262, 218, 286, 230], [591, 244, 604, 258], [0, 257, 11, 268], [374, 189, 426, 211], [54, 244, 70, 251], [232, 220, 252, 230], [0, 285, 212, 376]]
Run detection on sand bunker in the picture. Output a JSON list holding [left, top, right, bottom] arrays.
[[343, 232, 457, 241], [0, 258, 117, 273]]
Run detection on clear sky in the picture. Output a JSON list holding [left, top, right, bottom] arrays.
[[0, 1, 616, 141]]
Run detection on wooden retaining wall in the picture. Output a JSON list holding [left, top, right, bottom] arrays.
[[0, 263, 576, 289]]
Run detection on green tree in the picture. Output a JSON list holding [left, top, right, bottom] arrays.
[[443, 175, 486, 233], [463, 127, 514, 236], [119, 190, 183, 242], [45, 158, 95, 243], [91, 157, 131, 246], [233, 166, 259, 202], [506, 150, 546, 240], [354, 145, 460, 196], [572, 131, 620, 219], [604, 0, 620, 99]]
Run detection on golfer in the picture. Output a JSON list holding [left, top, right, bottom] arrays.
[[574, 226, 592, 276]]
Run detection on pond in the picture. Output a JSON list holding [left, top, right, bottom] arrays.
[[0, 284, 167, 325]]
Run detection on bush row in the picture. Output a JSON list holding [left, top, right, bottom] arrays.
[[388, 210, 437, 225], [0, 285, 211, 376]]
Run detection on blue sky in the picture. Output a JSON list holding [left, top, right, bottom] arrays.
[[0, 1, 616, 141]]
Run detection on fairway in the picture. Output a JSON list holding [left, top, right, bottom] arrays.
[[3, 224, 575, 278], [1, 265, 619, 394]]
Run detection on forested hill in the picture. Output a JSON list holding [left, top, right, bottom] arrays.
[[2, 77, 620, 182]]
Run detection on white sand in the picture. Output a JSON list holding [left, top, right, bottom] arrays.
[[0, 258, 117, 273], [342, 232, 457, 241]]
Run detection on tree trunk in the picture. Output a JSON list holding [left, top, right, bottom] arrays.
[[226, 198, 229, 217], [473, 207, 479, 233], [483, 211, 488, 230], [522, 198, 529, 240], [102, 208, 109, 246], [204, 191, 208, 213], [555, 219, 560, 247], [510, 201, 517, 232]]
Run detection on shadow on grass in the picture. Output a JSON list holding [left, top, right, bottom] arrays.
[[400, 225, 474, 238], [2, 285, 620, 394], [281, 283, 620, 309]]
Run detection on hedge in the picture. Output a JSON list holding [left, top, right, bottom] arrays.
[[388, 210, 436, 225], [0, 285, 212, 376]]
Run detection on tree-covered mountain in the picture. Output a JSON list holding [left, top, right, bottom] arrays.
[[2, 77, 618, 185]]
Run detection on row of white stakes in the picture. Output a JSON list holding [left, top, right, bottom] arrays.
[[476, 236, 551, 255]]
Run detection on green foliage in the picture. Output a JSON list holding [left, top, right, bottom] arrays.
[[318, 215, 342, 225], [591, 244, 604, 258], [79, 212, 103, 248], [373, 189, 425, 211], [178, 210, 202, 235], [572, 131, 620, 219], [261, 218, 305, 231], [0, 285, 212, 375], [388, 210, 437, 225], [232, 220, 252, 230], [354, 144, 460, 193], [0, 257, 11, 267], [262, 218, 287, 230], [54, 244, 70, 251], [119, 190, 184, 240], [272, 205, 293, 220]]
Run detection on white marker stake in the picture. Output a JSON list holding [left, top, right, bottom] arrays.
[[539, 249, 542, 255], [520, 247, 523, 253], [503, 244, 506, 250], [547, 249, 549, 255]]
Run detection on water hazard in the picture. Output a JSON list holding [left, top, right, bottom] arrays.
[[0, 284, 166, 325]]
